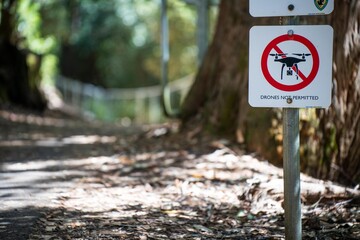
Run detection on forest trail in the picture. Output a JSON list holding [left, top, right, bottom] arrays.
[[0, 106, 359, 240]]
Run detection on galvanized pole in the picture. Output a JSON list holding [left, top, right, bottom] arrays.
[[183, 0, 211, 65], [196, 0, 209, 64], [283, 15, 301, 240], [161, 0, 169, 92], [160, 0, 179, 117], [283, 108, 301, 239]]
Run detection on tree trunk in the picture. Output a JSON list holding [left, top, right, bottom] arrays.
[[180, 0, 279, 163], [182, 1, 263, 138], [0, 0, 46, 110], [181, 0, 360, 185], [317, 1, 360, 185]]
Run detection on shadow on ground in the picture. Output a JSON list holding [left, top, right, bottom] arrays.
[[1, 107, 359, 240]]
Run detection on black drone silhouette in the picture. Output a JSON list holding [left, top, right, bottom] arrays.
[[270, 53, 311, 80]]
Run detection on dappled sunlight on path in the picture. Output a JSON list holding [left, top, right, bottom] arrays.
[[0, 107, 359, 239]]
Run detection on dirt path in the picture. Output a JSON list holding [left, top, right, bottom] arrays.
[[0, 107, 359, 239]]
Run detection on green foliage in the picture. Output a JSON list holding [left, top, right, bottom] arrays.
[[32, 0, 201, 89], [11, 0, 217, 120], [81, 96, 164, 124], [16, 0, 59, 85], [18, 0, 54, 54], [11, 0, 207, 89]]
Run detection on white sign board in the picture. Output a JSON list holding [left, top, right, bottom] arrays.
[[248, 25, 333, 108], [249, 0, 334, 17]]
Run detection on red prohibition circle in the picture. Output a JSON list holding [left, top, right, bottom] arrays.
[[261, 34, 320, 92]]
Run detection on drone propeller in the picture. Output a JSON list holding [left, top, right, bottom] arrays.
[[270, 53, 287, 56], [293, 53, 311, 56]]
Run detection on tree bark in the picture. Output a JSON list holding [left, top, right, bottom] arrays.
[[182, 0, 252, 139], [317, 0, 360, 185]]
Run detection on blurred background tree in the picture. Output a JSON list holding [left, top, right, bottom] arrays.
[[40, 0, 201, 88], [0, 0, 47, 110], [181, 0, 360, 186], [0, 0, 210, 109]]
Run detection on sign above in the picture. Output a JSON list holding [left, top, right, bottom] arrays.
[[248, 25, 333, 108], [249, 0, 334, 17]]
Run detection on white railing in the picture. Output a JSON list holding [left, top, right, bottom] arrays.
[[56, 75, 194, 124]]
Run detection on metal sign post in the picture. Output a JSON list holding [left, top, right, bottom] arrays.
[[196, 0, 209, 64], [183, 0, 218, 64], [283, 107, 301, 239], [160, 0, 219, 116], [282, 16, 301, 240]]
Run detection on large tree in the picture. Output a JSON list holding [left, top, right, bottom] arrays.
[[181, 0, 360, 185], [316, 0, 360, 185], [181, 0, 251, 138], [181, 0, 278, 158], [50, 0, 198, 89]]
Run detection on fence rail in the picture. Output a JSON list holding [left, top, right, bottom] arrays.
[[56, 75, 194, 124]]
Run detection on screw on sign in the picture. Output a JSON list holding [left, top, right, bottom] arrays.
[[261, 32, 320, 92]]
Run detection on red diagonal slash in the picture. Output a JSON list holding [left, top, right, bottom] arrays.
[[273, 45, 307, 81]]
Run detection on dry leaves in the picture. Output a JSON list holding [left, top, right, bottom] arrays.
[[0, 108, 359, 239]]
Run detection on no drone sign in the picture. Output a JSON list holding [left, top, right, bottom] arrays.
[[248, 25, 333, 108]]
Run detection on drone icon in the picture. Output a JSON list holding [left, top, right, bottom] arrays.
[[270, 53, 311, 80]]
